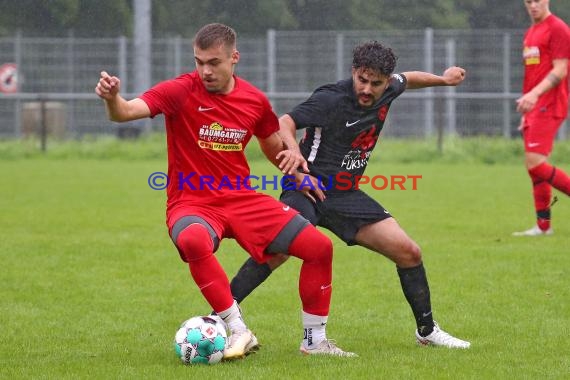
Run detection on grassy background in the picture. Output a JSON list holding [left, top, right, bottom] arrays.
[[1, 137, 569, 379]]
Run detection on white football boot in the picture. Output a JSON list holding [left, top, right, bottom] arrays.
[[299, 339, 358, 357], [512, 225, 553, 236], [223, 329, 259, 360], [415, 322, 470, 349]]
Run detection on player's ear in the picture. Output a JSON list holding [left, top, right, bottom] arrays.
[[231, 50, 240, 64]]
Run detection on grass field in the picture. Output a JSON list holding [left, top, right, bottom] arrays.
[[1, 138, 569, 379]]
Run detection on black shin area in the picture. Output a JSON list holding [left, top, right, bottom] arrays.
[[230, 257, 272, 304], [397, 263, 434, 336]]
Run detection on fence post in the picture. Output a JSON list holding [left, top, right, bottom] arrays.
[[133, 0, 152, 133], [558, 120, 567, 140], [445, 38, 457, 136], [267, 29, 276, 95], [14, 30, 22, 138], [67, 30, 75, 138], [173, 35, 182, 76], [118, 36, 127, 90], [503, 32, 512, 138], [40, 97, 47, 152], [336, 33, 345, 82], [424, 28, 434, 138]]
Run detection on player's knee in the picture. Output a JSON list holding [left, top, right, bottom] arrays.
[[176, 224, 214, 263], [310, 230, 333, 263], [525, 152, 547, 169], [288, 225, 333, 264], [405, 241, 422, 265]]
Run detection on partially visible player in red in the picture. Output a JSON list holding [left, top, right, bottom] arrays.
[[514, 0, 570, 236], [95, 23, 355, 358]]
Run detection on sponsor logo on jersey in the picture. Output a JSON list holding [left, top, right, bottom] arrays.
[[378, 105, 389, 121], [198, 122, 247, 151], [523, 46, 540, 65]]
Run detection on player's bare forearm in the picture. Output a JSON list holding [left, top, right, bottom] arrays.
[[103, 96, 132, 122], [275, 114, 309, 174], [258, 132, 289, 171], [278, 115, 302, 153], [95, 71, 151, 122], [403, 66, 466, 89], [516, 58, 568, 113]]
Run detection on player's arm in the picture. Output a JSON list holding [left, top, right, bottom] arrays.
[[95, 71, 151, 122], [403, 66, 466, 89], [258, 132, 289, 170], [275, 114, 309, 175], [516, 58, 569, 113]]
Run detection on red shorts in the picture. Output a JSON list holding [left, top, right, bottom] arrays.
[[522, 116, 565, 155], [167, 190, 299, 263]]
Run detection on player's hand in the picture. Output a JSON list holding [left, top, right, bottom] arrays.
[[276, 149, 309, 175], [95, 71, 121, 100], [516, 92, 538, 114], [442, 66, 466, 86], [294, 172, 326, 203]]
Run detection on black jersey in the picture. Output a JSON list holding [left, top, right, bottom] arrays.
[[289, 73, 407, 191]]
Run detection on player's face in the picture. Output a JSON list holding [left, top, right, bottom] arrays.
[[524, 0, 550, 23], [194, 44, 239, 94], [352, 67, 390, 108]]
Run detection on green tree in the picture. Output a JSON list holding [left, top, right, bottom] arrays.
[[153, 0, 296, 37], [0, 0, 131, 37]]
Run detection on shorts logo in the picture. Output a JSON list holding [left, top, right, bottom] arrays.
[[283, 206, 290, 211], [528, 142, 540, 148]]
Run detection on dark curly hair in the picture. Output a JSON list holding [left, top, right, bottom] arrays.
[[352, 41, 398, 76]]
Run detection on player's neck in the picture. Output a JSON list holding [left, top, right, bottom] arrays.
[[532, 11, 551, 24], [220, 75, 236, 95]]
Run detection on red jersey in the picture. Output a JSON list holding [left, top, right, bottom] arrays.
[[139, 71, 279, 215], [522, 14, 570, 120]]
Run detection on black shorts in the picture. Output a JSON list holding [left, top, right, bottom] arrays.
[[279, 190, 392, 245]]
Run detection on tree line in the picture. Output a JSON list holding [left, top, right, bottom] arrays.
[[1, 0, 569, 37]]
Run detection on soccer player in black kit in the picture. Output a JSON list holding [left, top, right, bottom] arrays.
[[231, 41, 471, 351]]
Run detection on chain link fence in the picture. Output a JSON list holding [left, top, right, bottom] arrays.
[[0, 29, 567, 140]]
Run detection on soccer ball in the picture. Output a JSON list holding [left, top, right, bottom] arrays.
[[174, 315, 228, 365]]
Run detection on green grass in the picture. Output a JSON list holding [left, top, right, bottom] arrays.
[[1, 139, 569, 379]]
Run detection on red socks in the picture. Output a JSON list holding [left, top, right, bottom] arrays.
[[287, 226, 333, 317], [529, 162, 570, 196], [177, 224, 234, 312], [528, 162, 570, 231]]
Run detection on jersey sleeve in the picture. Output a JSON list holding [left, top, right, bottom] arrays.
[[288, 86, 336, 130], [139, 78, 192, 118], [390, 73, 408, 96], [551, 20, 570, 59], [254, 96, 280, 139]]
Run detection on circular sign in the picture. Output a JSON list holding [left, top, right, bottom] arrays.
[[0, 63, 18, 93]]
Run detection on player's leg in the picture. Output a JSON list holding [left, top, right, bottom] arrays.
[[279, 221, 356, 357], [355, 218, 432, 329], [355, 218, 470, 348], [514, 117, 570, 235], [319, 190, 468, 348], [229, 191, 319, 304], [170, 216, 252, 359]]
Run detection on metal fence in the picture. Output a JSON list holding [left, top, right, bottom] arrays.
[[0, 29, 567, 140]]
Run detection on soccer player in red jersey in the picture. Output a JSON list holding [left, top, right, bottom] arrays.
[[513, 0, 570, 236], [95, 23, 355, 358]]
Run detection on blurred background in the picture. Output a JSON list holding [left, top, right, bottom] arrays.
[[0, 0, 569, 141]]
